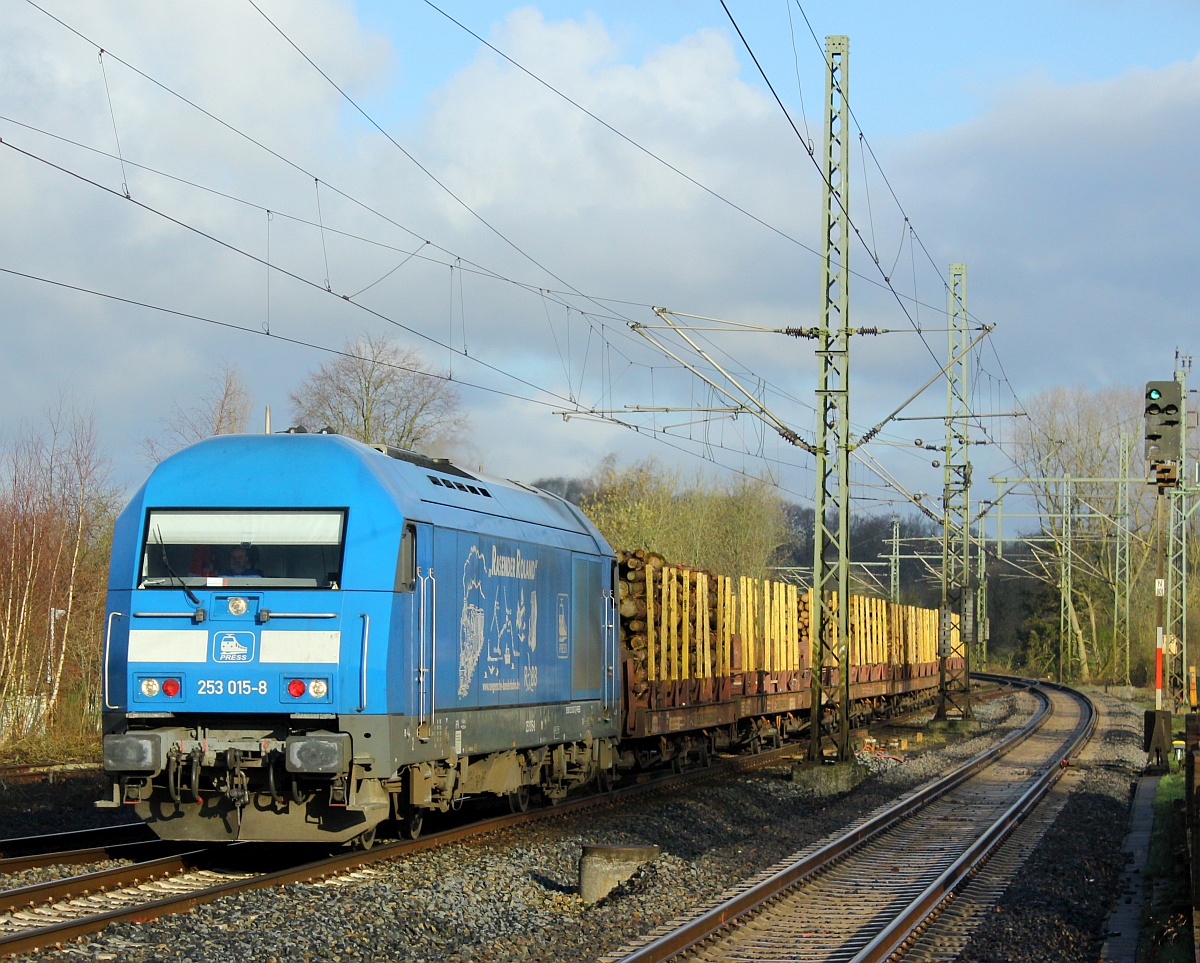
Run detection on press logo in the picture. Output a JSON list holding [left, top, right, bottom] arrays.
[[213, 631, 255, 663], [557, 594, 569, 658]]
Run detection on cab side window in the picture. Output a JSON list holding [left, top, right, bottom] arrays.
[[397, 523, 417, 593]]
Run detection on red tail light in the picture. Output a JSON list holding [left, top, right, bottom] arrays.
[[287, 678, 307, 698], [162, 678, 181, 698]]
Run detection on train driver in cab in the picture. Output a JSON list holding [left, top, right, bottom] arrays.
[[224, 543, 263, 577]]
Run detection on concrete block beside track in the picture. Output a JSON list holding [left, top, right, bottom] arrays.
[[789, 759, 867, 794], [578, 843, 661, 903]]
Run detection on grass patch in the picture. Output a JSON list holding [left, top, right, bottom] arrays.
[[2, 728, 102, 767], [0, 690, 102, 767], [1138, 772, 1193, 962]]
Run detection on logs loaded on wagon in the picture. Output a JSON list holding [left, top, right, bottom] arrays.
[[615, 548, 948, 742]]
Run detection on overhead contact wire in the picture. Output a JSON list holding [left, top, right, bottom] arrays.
[[0, 137, 572, 409]]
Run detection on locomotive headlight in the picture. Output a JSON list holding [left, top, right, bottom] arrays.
[[228, 597, 248, 616], [140, 678, 160, 698], [308, 679, 328, 699]]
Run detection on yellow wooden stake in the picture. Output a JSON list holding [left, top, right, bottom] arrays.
[[681, 570, 691, 680], [715, 575, 726, 674], [724, 576, 734, 674], [667, 568, 678, 682], [646, 565, 656, 682]]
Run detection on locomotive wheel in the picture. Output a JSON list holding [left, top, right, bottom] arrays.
[[507, 784, 531, 813], [352, 826, 377, 850], [402, 807, 424, 840]]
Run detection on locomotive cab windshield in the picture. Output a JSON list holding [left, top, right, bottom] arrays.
[[139, 508, 347, 589]]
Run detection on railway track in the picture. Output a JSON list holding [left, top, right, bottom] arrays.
[[0, 824, 160, 875], [0, 765, 100, 787], [0, 736, 818, 957], [0, 680, 1027, 957], [599, 680, 1093, 963]]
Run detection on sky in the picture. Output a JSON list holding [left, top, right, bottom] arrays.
[[3, 0, 1199, 524]]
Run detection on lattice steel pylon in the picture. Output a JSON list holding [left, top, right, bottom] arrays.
[[936, 263, 973, 719], [890, 516, 900, 604], [1166, 487, 1187, 709], [808, 34, 853, 763], [975, 521, 988, 664], [1058, 478, 1074, 684], [1166, 361, 1190, 710], [1115, 436, 1131, 685]]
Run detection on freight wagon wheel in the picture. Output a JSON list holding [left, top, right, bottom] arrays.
[[595, 765, 614, 793], [507, 784, 532, 813], [696, 740, 711, 768]]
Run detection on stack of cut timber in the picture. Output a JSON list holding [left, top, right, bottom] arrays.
[[797, 587, 812, 659], [616, 549, 664, 697], [616, 548, 722, 685], [617, 545, 954, 686]]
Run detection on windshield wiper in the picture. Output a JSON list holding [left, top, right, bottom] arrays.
[[153, 527, 201, 607]]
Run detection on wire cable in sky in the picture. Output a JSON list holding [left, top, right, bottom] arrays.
[[11, 0, 1016, 515], [0, 263, 818, 502], [0, 136, 580, 410], [244, 0, 631, 333]]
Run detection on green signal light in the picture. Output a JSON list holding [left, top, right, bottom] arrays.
[[1148, 388, 1163, 400]]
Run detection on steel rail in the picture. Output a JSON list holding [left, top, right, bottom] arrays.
[[605, 680, 1083, 963], [0, 823, 149, 860], [0, 736, 807, 957], [0, 850, 242, 957], [0, 846, 220, 915], [0, 763, 102, 786], [0, 838, 187, 875], [853, 681, 1095, 962], [0, 680, 1020, 957]]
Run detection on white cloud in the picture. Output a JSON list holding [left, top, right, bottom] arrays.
[[894, 55, 1200, 394], [2, 2, 1196, 506]]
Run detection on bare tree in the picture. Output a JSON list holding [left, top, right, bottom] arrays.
[[142, 363, 252, 462], [289, 333, 466, 449], [0, 402, 117, 752], [1008, 384, 1157, 682]]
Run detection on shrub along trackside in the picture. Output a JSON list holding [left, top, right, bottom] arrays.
[[0, 409, 116, 765]]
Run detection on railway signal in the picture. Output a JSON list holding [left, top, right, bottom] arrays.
[[1155, 461, 1179, 491], [1144, 379, 1183, 465]]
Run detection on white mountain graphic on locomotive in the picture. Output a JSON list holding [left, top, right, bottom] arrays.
[[458, 545, 487, 697]]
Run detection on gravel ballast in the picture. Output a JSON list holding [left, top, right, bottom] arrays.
[[0, 690, 1145, 962]]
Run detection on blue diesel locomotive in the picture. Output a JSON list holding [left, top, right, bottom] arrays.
[[98, 434, 620, 845]]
